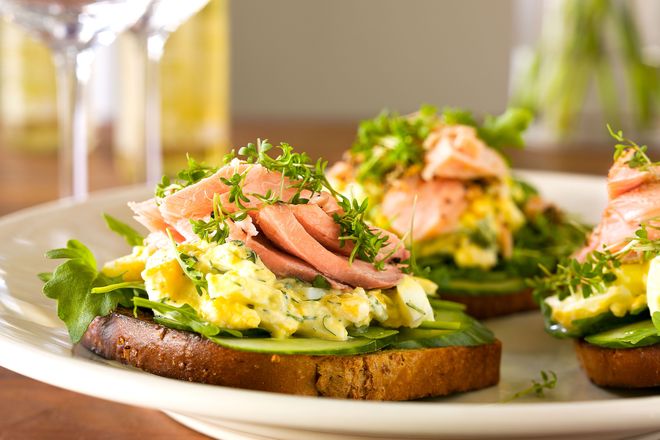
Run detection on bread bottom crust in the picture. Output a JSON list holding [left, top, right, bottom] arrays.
[[575, 340, 660, 388], [80, 309, 501, 400], [440, 289, 537, 319]]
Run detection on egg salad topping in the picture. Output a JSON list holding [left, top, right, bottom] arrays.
[[102, 240, 435, 341], [545, 263, 649, 330]]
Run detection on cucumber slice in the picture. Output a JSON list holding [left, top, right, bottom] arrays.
[[584, 320, 660, 349], [436, 277, 528, 296], [428, 298, 467, 311], [206, 334, 395, 355], [390, 311, 495, 349], [347, 326, 399, 340]]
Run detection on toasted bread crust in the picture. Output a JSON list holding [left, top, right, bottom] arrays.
[[575, 340, 660, 388], [440, 289, 537, 319], [80, 309, 501, 400]]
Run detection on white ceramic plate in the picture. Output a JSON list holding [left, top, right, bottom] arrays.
[[1, 171, 659, 440]]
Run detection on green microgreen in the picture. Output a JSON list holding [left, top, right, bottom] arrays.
[[609, 125, 660, 173], [503, 370, 558, 402], [349, 105, 532, 184], [155, 154, 218, 198], [219, 139, 389, 267], [532, 220, 659, 301]]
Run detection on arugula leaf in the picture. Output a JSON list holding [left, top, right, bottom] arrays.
[[103, 214, 144, 247], [477, 108, 533, 150], [46, 239, 96, 269], [42, 240, 136, 343], [132, 297, 242, 337], [91, 281, 145, 294]]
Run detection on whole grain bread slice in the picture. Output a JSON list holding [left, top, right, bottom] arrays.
[[80, 309, 501, 400], [440, 289, 537, 319], [575, 339, 660, 388]]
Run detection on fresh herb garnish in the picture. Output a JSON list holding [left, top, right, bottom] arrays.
[[349, 105, 532, 185], [609, 125, 660, 173], [155, 154, 218, 198], [41, 240, 137, 342], [333, 197, 388, 268], [103, 214, 144, 247], [503, 370, 558, 402], [351, 104, 437, 183], [132, 297, 242, 338], [532, 221, 660, 300], [220, 140, 389, 267], [190, 194, 234, 244]]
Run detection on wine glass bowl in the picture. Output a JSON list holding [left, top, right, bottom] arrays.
[[0, 0, 152, 200], [0, 1, 150, 51]]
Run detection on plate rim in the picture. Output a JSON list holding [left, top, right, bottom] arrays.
[[2, 171, 660, 437]]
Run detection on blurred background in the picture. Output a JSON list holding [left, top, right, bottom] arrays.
[[1, 0, 660, 214]]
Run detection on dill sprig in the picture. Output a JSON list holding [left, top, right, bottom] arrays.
[[155, 154, 218, 199], [503, 370, 558, 402]]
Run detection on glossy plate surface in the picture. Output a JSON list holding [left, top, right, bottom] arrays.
[[0, 171, 659, 440]]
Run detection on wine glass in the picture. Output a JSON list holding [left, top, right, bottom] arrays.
[[130, 0, 210, 185], [0, 0, 152, 201]]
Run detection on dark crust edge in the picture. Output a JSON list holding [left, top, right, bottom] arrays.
[[440, 289, 537, 319], [80, 309, 501, 400], [574, 339, 660, 388]]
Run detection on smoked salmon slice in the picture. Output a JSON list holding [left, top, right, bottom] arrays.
[[577, 165, 660, 260], [422, 125, 508, 181], [254, 204, 402, 289], [244, 235, 348, 290], [607, 150, 660, 199], [291, 204, 409, 263], [128, 199, 185, 242], [381, 177, 467, 242]]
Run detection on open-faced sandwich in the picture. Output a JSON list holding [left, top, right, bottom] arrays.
[[533, 128, 660, 388], [40, 141, 501, 400], [328, 105, 586, 318]]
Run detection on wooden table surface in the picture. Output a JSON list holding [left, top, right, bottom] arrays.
[[0, 120, 614, 439]]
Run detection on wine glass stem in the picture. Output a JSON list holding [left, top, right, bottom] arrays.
[[53, 47, 94, 201], [145, 34, 167, 186]]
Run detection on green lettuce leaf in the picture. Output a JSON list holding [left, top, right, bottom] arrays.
[[132, 297, 242, 338]]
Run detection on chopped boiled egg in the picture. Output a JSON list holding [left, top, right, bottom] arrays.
[[135, 240, 433, 341]]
